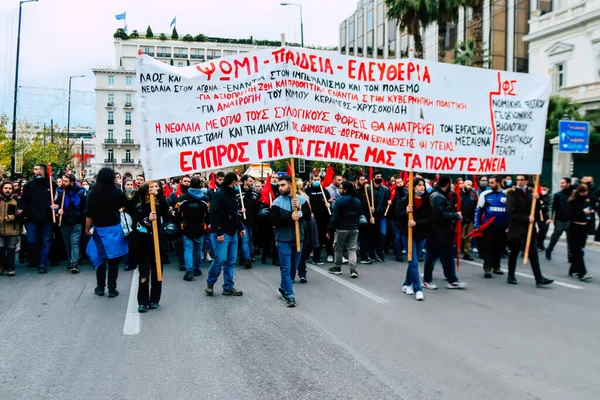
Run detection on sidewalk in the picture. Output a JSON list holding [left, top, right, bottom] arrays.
[[545, 224, 600, 247]]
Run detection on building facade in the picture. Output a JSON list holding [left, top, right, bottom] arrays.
[[525, 0, 600, 116], [92, 37, 280, 176], [339, 0, 530, 73]]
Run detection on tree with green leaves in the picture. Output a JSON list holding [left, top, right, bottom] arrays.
[[146, 25, 154, 38], [453, 39, 489, 66], [194, 34, 207, 42], [182, 34, 194, 42], [385, 0, 438, 59], [113, 28, 129, 40], [464, 0, 484, 67], [159, 33, 167, 41], [437, 0, 461, 62], [171, 27, 179, 40], [130, 30, 140, 38]]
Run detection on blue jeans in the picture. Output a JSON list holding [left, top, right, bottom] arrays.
[[375, 217, 387, 257], [59, 224, 82, 265], [423, 241, 459, 284], [240, 225, 253, 262], [278, 241, 302, 298], [401, 236, 426, 292], [388, 220, 404, 257], [207, 233, 238, 290], [26, 222, 53, 267], [182, 235, 204, 273], [204, 235, 213, 255]]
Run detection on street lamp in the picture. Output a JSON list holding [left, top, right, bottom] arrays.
[[280, 2, 304, 48], [67, 75, 85, 141], [10, 0, 39, 177]]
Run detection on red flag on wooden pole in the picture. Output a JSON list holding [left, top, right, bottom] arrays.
[[454, 183, 462, 271], [472, 175, 479, 191], [322, 165, 335, 188], [286, 162, 292, 176]]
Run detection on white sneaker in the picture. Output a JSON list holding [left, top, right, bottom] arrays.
[[580, 274, 593, 281], [415, 291, 424, 301], [422, 282, 438, 290], [473, 248, 479, 253], [326, 255, 334, 263], [205, 254, 213, 262], [447, 282, 467, 289], [342, 257, 348, 264], [402, 285, 414, 295]]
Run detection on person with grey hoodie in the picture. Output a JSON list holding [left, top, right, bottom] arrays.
[[174, 177, 211, 281]]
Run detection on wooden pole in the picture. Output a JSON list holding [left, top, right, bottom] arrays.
[[149, 181, 163, 281], [370, 178, 375, 214], [58, 190, 65, 226], [523, 175, 540, 265], [269, 192, 273, 208], [407, 171, 414, 261], [319, 183, 331, 215], [48, 167, 56, 224], [364, 184, 373, 222], [237, 184, 247, 219], [289, 158, 301, 252]]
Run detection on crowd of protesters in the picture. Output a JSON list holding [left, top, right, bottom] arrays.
[[1, 164, 598, 309]]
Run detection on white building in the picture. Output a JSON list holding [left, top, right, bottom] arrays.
[[525, 0, 600, 117], [339, 0, 530, 73], [66, 126, 99, 180], [92, 37, 282, 177]]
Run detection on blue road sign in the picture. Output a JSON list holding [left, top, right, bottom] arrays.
[[559, 120, 590, 153]]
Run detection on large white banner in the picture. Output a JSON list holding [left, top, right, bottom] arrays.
[[137, 48, 550, 180]]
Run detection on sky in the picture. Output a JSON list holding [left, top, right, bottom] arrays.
[[0, 0, 355, 130]]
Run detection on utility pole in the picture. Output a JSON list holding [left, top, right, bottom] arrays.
[[50, 118, 54, 143], [81, 139, 84, 181]]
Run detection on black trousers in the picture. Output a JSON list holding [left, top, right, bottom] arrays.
[[96, 257, 120, 290], [358, 224, 376, 260], [312, 217, 330, 262], [508, 236, 543, 283], [137, 237, 163, 306], [568, 223, 588, 277], [536, 220, 549, 249], [480, 225, 507, 272]]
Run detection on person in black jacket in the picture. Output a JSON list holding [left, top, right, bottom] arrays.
[[536, 183, 551, 250], [122, 179, 140, 271], [567, 185, 594, 281], [205, 172, 246, 297], [327, 181, 361, 277], [388, 178, 408, 262], [21, 164, 56, 274], [506, 175, 554, 287], [396, 177, 432, 300], [423, 175, 466, 289], [460, 180, 478, 261], [353, 173, 374, 264], [133, 183, 169, 312], [545, 177, 572, 261], [237, 174, 259, 268], [370, 172, 391, 262], [54, 174, 86, 273], [305, 174, 331, 265]]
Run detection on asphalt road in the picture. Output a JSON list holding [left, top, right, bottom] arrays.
[[1, 240, 599, 400]]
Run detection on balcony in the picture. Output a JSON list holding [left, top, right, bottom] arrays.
[[122, 139, 134, 144], [143, 51, 155, 56], [106, 102, 115, 109], [107, 119, 114, 125], [104, 138, 117, 144], [157, 52, 172, 58], [125, 120, 132, 125], [190, 54, 204, 60], [207, 55, 217, 60], [104, 158, 115, 164], [559, 81, 600, 105], [174, 53, 188, 59], [124, 102, 134, 109], [122, 158, 135, 164]]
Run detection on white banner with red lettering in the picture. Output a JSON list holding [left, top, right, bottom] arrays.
[[136, 48, 550, 180]]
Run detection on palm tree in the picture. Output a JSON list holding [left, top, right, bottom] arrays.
[[386, 0, 438, 59], [464, 0, 485, 67], [437, 0, 461, 62], [453, 40, 489, 66]]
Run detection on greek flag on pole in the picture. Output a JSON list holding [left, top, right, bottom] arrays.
[[115, 12, 126, 20], [170, 17, 176, 27], [124, 25, 128, 33]]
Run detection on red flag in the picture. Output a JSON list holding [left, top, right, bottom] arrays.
[[472, 175, 479, 191], [454, 184, 462, 270], [47, 163, 53, 178], [259, 174, 275, 205], [536, 181, 542, 195], [402, 171, 408, 185], [322, 165, 335, 188], [208, 172, 217, 190], [369, 166, 374, 183], [286, 162, 292, 176], [389, 184, 397, 201], [163, 182, 172, 198], [435, 174, 439, 184], [464, 217, 496, 239]]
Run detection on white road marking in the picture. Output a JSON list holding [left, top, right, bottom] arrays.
[[123, 269, 141, 335], [307, 265, 390, 305], [461, 260, 584, 290]]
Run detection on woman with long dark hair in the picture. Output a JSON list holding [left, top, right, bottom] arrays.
[[86, 168, 128, 297], [567, 185, 593, 281], [396, 177, 433, 301]]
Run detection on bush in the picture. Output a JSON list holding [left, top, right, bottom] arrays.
[[194, 34, 207, 42], [182, 34, 194, 42], [171, 27, 179, 40], [113, 28, 129, 40], [146, 25, 154, 38], [130, 30, 140, 38], [159, 33, 167, 41]]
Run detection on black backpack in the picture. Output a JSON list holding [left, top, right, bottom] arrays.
[[178, 197, 209, 239]]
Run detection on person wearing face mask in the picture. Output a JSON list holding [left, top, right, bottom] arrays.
[[536, 183, 551, 251], [545, 177, 572, 261], [567, 184, 594, 281], [21, 164, 56, 274], [396, 177, 432, 301], [53, 174, 86, 273], [389, 177, 408, 262], [460, 180, 478, 261], [477, 176, 488, 195], [353, 173, 374, 264], [0, 181, 22, 276], [237, 174, 259, 268], [502, 176, 513, 190], [369, 172, 391, 262], [305, 174, 331, 265], [505, 175, 554, 287]]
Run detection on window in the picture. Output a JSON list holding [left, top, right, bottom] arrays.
[[388, 19, 397, 57], [348, 18, 355, 54], [366, 3, 374, 57], [108, 76, 115, 86], [125, 112, 132, 125], [108, 149, 114, 161], [491, 0, 507, 70], [107, 94, 114, 105], [144, 46, 152, 55], [125, 150, 132, 162], [125, 94, 132, 106], [553, 63, 565, 93], [178, 48, 185, 56], [126, 76, 132, 86], [178, 62, 184, 67], [194, 49, 201, 56], [108, 111, 114, 124], [125, 129, 131, 140], [108, 129, 114, 140], [513, 0, 529, 73], [340, 21, 347, 53]]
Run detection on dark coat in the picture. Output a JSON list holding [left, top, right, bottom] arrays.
[[396, 193, 433, 240], [427, 187, 459, 245], [507, 188, 540, 242], [21, 177, 56, 224]]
